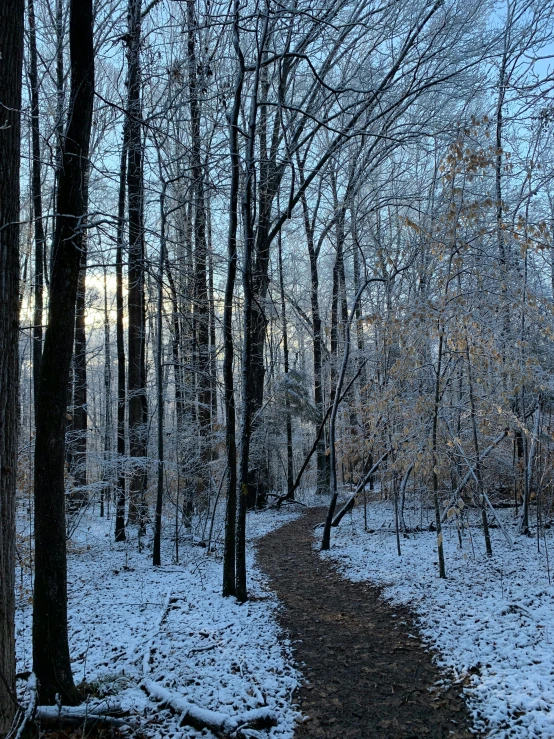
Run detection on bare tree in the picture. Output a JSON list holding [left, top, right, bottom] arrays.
[[0, 0, 24, 730], [222, 0, 244, 598], [115, 122, 129, 543], [28, 0, 46, 414], [127, 0, 148, 530], [33, 0, 94, 703]]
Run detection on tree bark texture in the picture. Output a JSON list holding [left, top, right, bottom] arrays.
[[69, 235, 88, 497], [0, 0, 24, 731], [28, 0, 45, 414], [103, 268, 112, 517], [236, 12, 268, 602], [222, 0, 243, 598], [126, 0, 147, 528], [187, 0, 211, 491], [278, 232, 294, 496], [298, 174, 329, 495], [33, 0, 94, 704], [115, 123, 128, 542], [153, 184, 166, 566]]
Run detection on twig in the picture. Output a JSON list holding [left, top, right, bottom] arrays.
[[440, 430, 508, 523], [273, 361, 368, 507], [330, 448, 393, 528]]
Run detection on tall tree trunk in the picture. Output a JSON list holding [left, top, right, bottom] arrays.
[[466, 343, 492, 555], [187, 0, 211, 491], [103, 267, 112, 518], [0, 0, 24, 730], [329, 173, 348, 410], [278, 232, 294, 496], [321, 279, 369, 550], [236, 12, 268, 603], [222, 0, 243, 598], [350, 209, 365, 479], [28, 0, 45, 414], [431, 331, 446, 579], [207, 194, 218, 428], [126, 0, 147, 530], [115, 123, 128, 542], [242, 59, 285, 509], [33, 0, 94, 703], [153, 183, 166, 566], [495, 43, 508, 270], [495, 32, 512, 394], [48, 0, 65, 289], [165, 257, 183, 434], [162, 247, 183, 543], [520, 403, 540, 534], [70, 233, 88, 499], [330, 253, 340, 401], [52, 0, 65, 231], [299, 183, 328, 494]]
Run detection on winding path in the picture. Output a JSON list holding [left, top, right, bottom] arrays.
[[256, 508, 476, 739]]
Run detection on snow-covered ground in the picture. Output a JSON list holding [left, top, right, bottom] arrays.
[[319, 499, 554, 738], [15, 505, 302, 738]]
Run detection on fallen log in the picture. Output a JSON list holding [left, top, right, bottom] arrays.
[[143, 678, 277, 736], [10, 676, 133, 736], [35, 706, 133, 729]]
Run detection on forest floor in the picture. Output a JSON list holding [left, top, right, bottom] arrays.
[[15, 505, 302, 739], [16, 496, 554, 738], [256, 507, 475, 739], [319, 498, 554, 738]]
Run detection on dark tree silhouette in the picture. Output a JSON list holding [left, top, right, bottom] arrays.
[[0, 0, 24, 731], [28, 0, 45, 414], [33, 0, 94, 703], [115, 123, 129, 543], [126, 0, 148, 529]]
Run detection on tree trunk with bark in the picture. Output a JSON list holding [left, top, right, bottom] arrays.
[[153, 183, 166, 566], [222, 0, 243, 598], [431, 331, 446, 579], [187, 0, 211, 494], [69, 237, 88, 502], [322, 279, 370, 550], [278, 232, 294, 496], [33, 0, 94, 704], [103, 268, 112, 518], [236, 13, 268, 602], [126, 0, 147, 529], [0, 0, 24, 731], [207, 197, 218, 427], [115, 124, 128, 542], [298, 174, 329, 495], [28, 0, 45, 414]]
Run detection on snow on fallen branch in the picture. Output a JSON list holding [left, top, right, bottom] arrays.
[[7, 674, 133, 736], [143, 679, 278, 736], [34, 705, 133, 729]]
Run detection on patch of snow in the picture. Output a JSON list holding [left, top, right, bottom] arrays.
[[319, 500, 554, 737], [16, 505, 301, 738]]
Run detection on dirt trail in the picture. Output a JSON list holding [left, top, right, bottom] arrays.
[[256, 508, 476, 739]]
